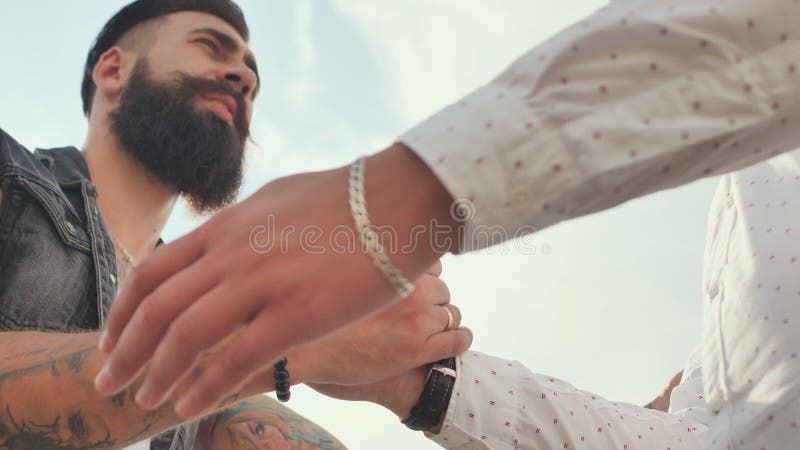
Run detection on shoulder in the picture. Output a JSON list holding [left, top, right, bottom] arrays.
[[0, 128, 39, 175]]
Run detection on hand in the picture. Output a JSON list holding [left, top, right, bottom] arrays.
[[309, 366, 430, 421], [644, 370, 683, 412], [290, 260, 472, 387], [94, 144, 458, 419]]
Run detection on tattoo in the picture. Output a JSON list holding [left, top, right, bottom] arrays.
[[111, 392, 126, 407], [195, 395, 347, 450], [0, 333, 161, 449], [0, 333, 345, 450]]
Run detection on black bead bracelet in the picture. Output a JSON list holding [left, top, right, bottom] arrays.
[[274, 356, 291, 402]]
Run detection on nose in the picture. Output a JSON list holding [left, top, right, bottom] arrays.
[[221, 64, 257, 99]]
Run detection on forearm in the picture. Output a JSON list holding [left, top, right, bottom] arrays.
[[363, 143, 460, 274], [645, 370, 684, 412], [195, 396, 346, 450], [0, 331, 270, 449], [398, 0, 800, 253], [379, 352, 708, 449]]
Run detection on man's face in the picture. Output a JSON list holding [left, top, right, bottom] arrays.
[[139, 11, 258, 124], [109, 12, 259, 213]]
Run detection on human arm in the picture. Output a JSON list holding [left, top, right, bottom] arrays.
[[194, 396, 346, 450], [644, 371, 684, 412], [98, 0, 800, 418], [316, 352, 707, 450], [0, 262, 469, 448], [0, 330, 283, 449]]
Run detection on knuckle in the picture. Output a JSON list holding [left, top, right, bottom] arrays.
[[411, 276, 435, 298], [413, 276, 449, 303], [137, 297, 163, 325], [438, 281, 451, 302], [219, 348, 251, 376], [167, 319, 196, 348]]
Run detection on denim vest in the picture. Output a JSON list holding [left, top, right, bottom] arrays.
[[0, 129, 117, 331], [0, 129, 193, 450]]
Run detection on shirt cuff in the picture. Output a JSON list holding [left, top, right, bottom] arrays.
[[427, 351, 521, 449]]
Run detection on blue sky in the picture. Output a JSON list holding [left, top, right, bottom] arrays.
[[0, 1, 720, 448]]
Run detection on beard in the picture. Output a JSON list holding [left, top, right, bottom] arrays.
[[109, 59, 249, 213]]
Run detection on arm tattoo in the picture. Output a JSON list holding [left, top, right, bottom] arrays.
[[0, 333, 170, 449], [195, 395, 347, 450]]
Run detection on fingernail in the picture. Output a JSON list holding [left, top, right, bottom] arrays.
[[135, 386, 155, 409], [94, 365, 113, 393]]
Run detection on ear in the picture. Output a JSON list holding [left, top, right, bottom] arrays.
[[92, 47, 135, 102]]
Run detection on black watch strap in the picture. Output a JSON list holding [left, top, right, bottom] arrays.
[[402, 357, 457, 432]]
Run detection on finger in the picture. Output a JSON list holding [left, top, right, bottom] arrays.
[[424, 327, 473, 362], [425, 259, 443, 277], [440, 304, 462, 331], [414, 275, 451, 306], [95, 256, 217, 395], [101, 231, 205, 354], [133, 281, 263, 409], [173, 306, 297, 419]]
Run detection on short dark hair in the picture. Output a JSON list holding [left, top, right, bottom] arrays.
[[81, 0, 249, 115]]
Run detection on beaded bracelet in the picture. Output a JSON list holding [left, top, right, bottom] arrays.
[[274, 356, 291, 402]]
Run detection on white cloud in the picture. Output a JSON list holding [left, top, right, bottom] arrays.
[[285, 0, 318, 109], [332, 0, 606, 124]]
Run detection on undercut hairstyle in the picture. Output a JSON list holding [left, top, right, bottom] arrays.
[[81, 0, 250, 116]]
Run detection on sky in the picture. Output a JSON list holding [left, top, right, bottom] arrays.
[[0, 1, 721, 449]]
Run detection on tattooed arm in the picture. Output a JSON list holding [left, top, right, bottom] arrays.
[[0, 331, 331, 450], [195, 396, 345, 450], [0, 261, 468, 449]]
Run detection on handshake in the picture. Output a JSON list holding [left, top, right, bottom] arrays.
[[290, 260, 471, 418], [107, 260, 472, 426]]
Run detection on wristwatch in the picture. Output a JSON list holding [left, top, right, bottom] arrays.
[[402, 357, 457, 431]]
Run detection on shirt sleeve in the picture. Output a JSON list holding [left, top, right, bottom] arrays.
[[428, 351, 707, 450], [399, 0, 800, 252]]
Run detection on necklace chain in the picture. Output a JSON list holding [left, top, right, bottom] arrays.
[[113, 240, 136, 267]]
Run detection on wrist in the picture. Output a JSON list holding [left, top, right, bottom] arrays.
[[376, 366, 430, 419], [364, 143, 460, 276], [239, 351, 310, 397]]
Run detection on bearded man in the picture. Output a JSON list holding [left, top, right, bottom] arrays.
[[0, 1, 472, 448]]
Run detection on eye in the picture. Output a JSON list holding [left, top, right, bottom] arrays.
[[196, 38, 220, 53], [254, 424, 264, 436]]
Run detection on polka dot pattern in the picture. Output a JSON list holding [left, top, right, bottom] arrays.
[[430, 352, 707, 449], [399, 0, 800, 254]]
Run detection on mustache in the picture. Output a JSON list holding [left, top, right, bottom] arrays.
[[175, 73, 250, 141]]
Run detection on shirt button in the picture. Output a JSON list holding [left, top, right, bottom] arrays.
[[726, 196, 734, 208], [707, 282, 720, 298], [65, 222, 76, 235], [511, 187, 529, 205], [109, 273, 116, 284]]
